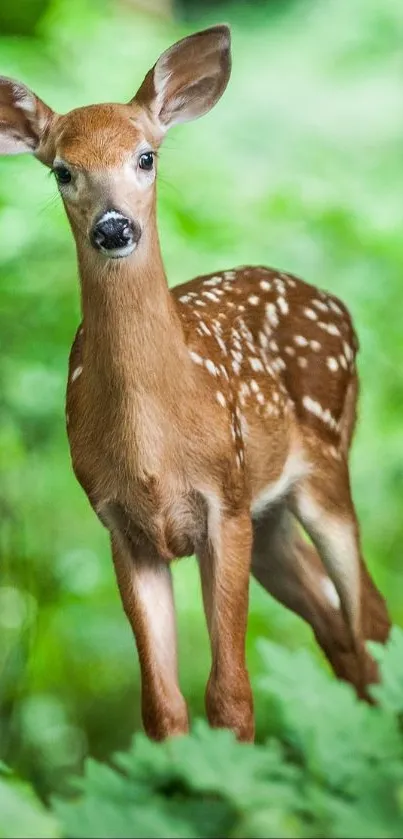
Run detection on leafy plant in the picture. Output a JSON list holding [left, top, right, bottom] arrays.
[[3, 630, 403, 838]]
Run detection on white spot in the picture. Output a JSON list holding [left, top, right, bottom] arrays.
[[272, 356, 286, 371], [203, 291, 219, 303], [304, 307, 317, 321], [339, 354, 347, 370], [250, 380, 259, 393], [215, 335, 227, 355], [189, 351, 203, 365], [216, 391, 226, 408], [284, 346, 295, 356], [327, 357, 339, 372], [259, 331, 269, 349], [224, 271, 236, 280], [294, 335, 308, 347], [277, 297, 289, 315], [312, 299, 328, 313], [260, 280, 271, 291], [204, 276, 222, 287], [269, 340, 278, 352], [205, 359, 218, 376], [248, 295, 260, 306], [328, 299, 344, 316], [297, 357, 307, 368], [250, 357, 264, 372], [266, 303, 279, 328], [256, 391, 265, 405], [195, 299, 206, 307], [274, 278, 287, 295], [198, 321, 211, 336], [343, 342, 354, 362], [71, 365, 83, 383], [302, 396, 339, 431], [318, 321, 340, 336], [310, 340, 321, 351], [238, 320, 254, 343]]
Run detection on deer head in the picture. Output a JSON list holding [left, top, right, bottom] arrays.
[[0, 25, 231, 261]]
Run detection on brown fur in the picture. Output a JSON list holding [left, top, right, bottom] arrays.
[[0, 25, 390, 741]]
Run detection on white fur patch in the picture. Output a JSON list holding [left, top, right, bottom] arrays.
[[321, 577, 341, 610], [71, 365, 83, 382], [295, 492, 360, 637], [98, 210, 123, 224], [251, 450, 309, 517]]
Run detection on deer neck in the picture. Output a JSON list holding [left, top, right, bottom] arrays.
[[76, 223, 192, 411]]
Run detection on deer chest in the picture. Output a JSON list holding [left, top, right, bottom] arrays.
[[68, 417, 208, 561]]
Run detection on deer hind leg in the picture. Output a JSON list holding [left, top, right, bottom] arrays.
[[251, 503, 390, 698]]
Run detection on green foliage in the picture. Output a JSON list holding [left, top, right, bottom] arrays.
[[0, 771, 59, 838], [3, 630, 403, 838]]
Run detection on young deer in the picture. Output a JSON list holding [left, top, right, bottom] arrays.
[[0, 25, 390, 742]]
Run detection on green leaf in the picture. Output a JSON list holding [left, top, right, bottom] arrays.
[[0, 777, 60, 839], [369, 627, 403, 714]]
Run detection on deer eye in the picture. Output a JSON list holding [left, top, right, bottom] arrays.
[[138, 152, 154, 171], [53, 165, 72, 185]]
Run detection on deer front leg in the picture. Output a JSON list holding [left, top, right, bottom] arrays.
[[198, 508, 254, 742], [111, 534, 188, 740]]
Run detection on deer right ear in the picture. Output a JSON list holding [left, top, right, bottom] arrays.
[[132, 25, 231, 134], [0, 77, 54, 158]]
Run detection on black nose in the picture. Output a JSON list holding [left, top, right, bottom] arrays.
[[91, 211, 140, 253]]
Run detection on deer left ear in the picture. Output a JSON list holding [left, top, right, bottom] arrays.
[[132, 25, 231, 134], [0, 77, 54, 158]]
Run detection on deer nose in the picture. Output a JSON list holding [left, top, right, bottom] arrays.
[[91, 210, 141, 257]]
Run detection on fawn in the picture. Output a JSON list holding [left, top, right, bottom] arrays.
[[0, 25, 390, 741]]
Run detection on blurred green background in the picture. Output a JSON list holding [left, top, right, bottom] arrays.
[[1, 0, 402, 805]]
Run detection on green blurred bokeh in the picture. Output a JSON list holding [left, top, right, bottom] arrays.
[[0, 0, 402, 801]]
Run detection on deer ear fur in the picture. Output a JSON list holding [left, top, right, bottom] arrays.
[[132, 25, 231, 133], [0, 77, 54, 157]]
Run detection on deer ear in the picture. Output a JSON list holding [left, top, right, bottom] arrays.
[[132, 25, 231, 133], [0, 77, 54, 157]]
